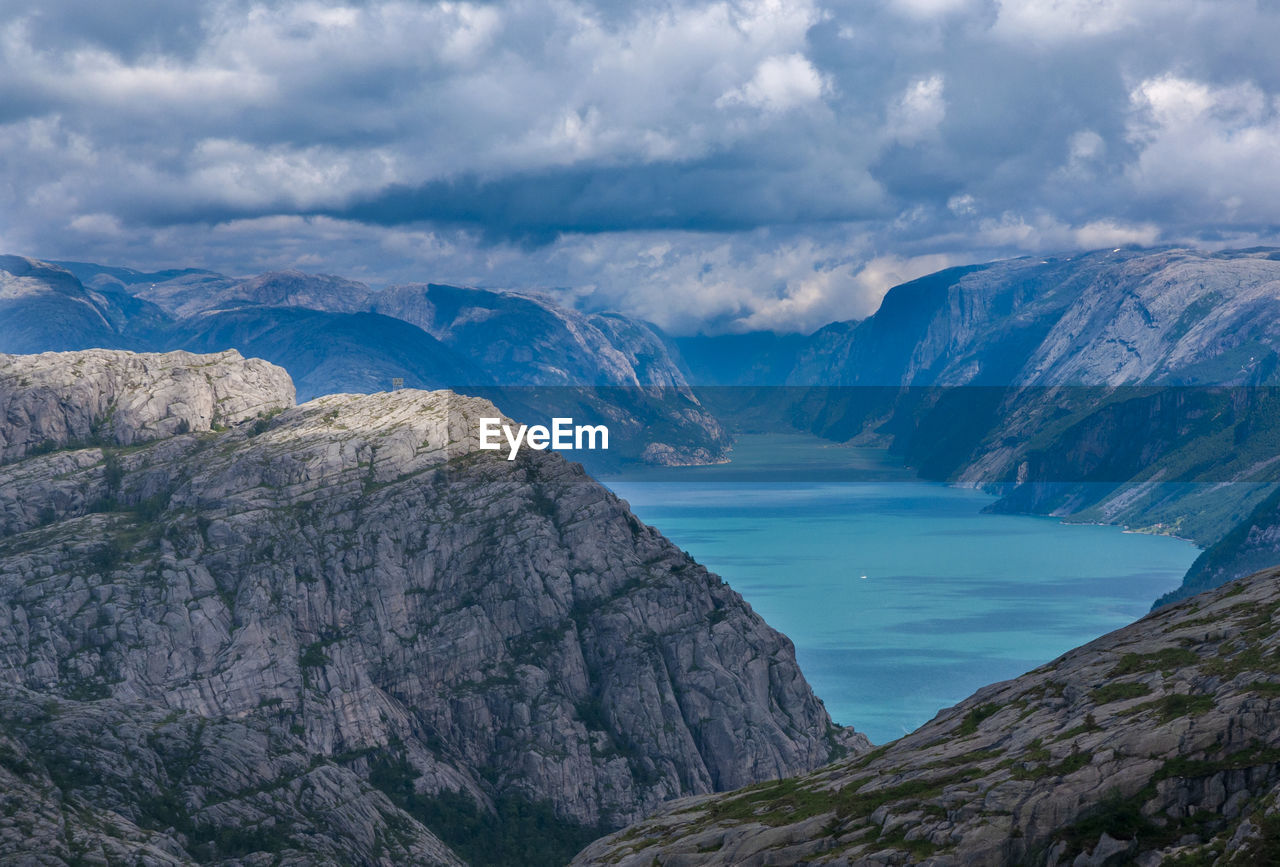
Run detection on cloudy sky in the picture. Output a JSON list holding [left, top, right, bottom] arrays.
[[2, 0, 1279, 332]]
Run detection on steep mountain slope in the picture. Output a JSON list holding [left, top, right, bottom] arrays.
[[576, 564, 1280, 866], [369, 282, 730, 465], [785, 248, 1280, 388], [0, 349, 861, 864], [3, 259, 730, 466], [370, 283, 678, 388], [163, 307, 490, 399], [709, 248, 1280, 599], [1164, 488, 1280, 607], [0, 256, 128, 353]]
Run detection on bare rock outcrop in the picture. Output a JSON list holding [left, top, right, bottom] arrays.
[[0, 349, 295, 462], [0, 349, 859, 863], [575, 565, 1280, 866]]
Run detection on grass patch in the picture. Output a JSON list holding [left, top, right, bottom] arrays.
[[1011, 748, 1092, 781], [956, 703, 1001, 736], [705, 768, 978, 829], [298, 643, 330, 668], [1109, 648, 1198, 677], [1202, 643, 1280, 679], [1154, 745, 1280, 782], [1124, 693, 1215, 722]]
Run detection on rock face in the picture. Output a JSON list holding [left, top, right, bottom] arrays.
[[2, 259, 730, 467], [370, 283, 683, 388], [575, 565, 1280, 866], [0, 349, 860, 863], [0, 256, 126, 353], [0, 349, 295, 462], [784, 248, 1280, 388], [693, 248, 1280, 601], [163, 307, 492, 399], [0, 686, 466, 866]]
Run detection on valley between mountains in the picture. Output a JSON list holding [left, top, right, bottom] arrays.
[[6, 247, 1280, 864], [576, 565, 1280, 866]]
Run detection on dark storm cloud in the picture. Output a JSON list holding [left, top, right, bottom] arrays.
[[1, 0, 1279, 332], [327, 155, 888, 244]]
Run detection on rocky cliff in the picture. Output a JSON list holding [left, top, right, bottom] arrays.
[[0, 256, 127, 353], [0, 685, 467, 865], [0, 349, 859, 864], [367, 283, 732, 466], [784, 248, 1280, 389], [0, 348, 294, 462], [694, 248, 1280, 601], [370, 283, 678, 389], [1, 259, 731, 467], [575, 564, 1280, 866]]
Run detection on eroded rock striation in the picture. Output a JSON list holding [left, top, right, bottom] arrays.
[[0, 349, 295, 462], [0, 685, 467, 865], [0, 349, 859, 864], [575, 565, 1280, 866]]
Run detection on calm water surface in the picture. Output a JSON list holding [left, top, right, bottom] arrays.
[[604, 434, 1201, 744]]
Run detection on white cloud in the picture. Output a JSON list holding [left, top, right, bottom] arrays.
[[991, 0, 1153, 41], [975, 211, 1160, 250], [947, 194, 976, 216], [1, 0, 1280, 335], [887, 0, 975, 18], [1072, 219, 1159, 248], [887, 75, 946, 143], [547, 230, 890, 333], [68, 212, 124, 237], [1067, 129, 1105, 163], [186, 139, 401, 210], [718, 53, 830, 113], [1125, 74, 1280, 220]]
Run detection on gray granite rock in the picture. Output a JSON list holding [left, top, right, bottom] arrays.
[[574, 565, 1280, 866], [0, 349, 295, 462], [0, 349, 859, 863]]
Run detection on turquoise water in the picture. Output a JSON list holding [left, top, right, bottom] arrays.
[[605, 435, 1202, 744]]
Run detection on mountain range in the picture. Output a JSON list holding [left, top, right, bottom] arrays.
[[0, 349, 857, 865], [682, 247, 1280, 604], [1, 256, 729, 469], [10, 247, 1280, 601], [7, 246, 1280, 864]]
